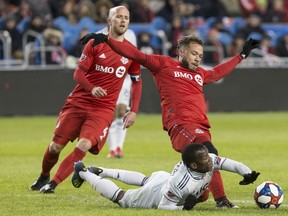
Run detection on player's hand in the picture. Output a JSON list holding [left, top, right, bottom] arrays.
[[183, 194, 197, 210], [239, 171, 260, 185], [123, 111, 136, 129], [240, 38, 260, 59], [80, 33, 108, 47], [91, 86, 107, 98]]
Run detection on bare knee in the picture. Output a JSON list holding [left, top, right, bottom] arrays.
[[49, 142, 64, 154], [76, 138, 92, 152]]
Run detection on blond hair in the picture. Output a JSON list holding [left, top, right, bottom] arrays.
[[108, 6, 129, 18]]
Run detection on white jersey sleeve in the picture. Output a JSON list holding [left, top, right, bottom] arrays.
[[211, 153, 252, 176]]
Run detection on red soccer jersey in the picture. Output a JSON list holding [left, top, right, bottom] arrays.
[[108, 38, 243, 130], [67, 39, 141, 111]]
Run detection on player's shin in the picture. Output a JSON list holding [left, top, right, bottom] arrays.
[[209, 170, 225, 200], [100, 168, 148, 186], [80, 171, 122, 202]]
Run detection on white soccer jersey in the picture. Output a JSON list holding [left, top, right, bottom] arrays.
[[119, 153, 251, 210], [119, 171, 170, 208]]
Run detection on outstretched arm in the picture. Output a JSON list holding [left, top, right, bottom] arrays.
[[80, 33, 165, 72], [107, 37, 164, 72], [219, 157, 260, 185], [204, 38, 260, 83], [204, 54, 243, 83]]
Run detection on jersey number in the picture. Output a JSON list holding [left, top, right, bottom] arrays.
[[100, 127, 109, 141]]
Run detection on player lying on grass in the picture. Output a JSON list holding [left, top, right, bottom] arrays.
[[72, 144, 260, 210]]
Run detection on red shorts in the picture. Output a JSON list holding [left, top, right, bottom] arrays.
[[52, 103, 114, 154], [168, 123, 211, 152]]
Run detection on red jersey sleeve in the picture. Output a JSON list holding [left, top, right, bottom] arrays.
[[127, 55, 142, 113], [203, 54, 243, 83], [73, 40, 100, 92], [73, 67, 94, 92], [107, 37, 166, 72], [130, 78, 142, 113]]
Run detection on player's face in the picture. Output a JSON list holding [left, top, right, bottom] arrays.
[[179, 43, 203, 71], [109, 7, 130, 36], [193, 148, 213, 173]]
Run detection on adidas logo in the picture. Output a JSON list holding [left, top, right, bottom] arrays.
[[99, 53, 106, 59]]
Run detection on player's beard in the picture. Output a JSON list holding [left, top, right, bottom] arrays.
[[182, 57, 197, 71], [181, 57, 190, 70], [113, 26, 127, 36]]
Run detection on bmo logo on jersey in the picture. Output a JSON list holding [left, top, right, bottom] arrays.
[[95, 64, 126, 78], [174, 71, 203, 86]]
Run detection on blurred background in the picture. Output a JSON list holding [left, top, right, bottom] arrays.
[[1, 0, 288, 115]]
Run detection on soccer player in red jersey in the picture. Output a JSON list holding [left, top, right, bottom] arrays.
[[29, 6, 142, 193], [80, 32, 259, 207]]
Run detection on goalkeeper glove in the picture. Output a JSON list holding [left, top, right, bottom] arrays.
[[80, 33, 108, 47], [183, 194, 197, 210], [239, 170, 260, 185], [240, 38, 260, 59]]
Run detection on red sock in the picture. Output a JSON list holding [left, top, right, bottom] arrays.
[[42, 147, 59, 176], [209, 170, 226, 200], [52, 147, 86, 185], [197, 188, 210, 203]]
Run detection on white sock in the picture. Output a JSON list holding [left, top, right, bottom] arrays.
[[107, 120, 118, 151], [107, 118, 127, 151], [98, 168, 148, 186], [80, 171, 121, 202]]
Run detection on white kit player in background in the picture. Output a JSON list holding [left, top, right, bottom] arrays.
[[72, 144, 260, 210], [97, 27, 137, 158]]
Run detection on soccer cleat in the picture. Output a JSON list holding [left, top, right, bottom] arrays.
[[216, 197, 239, 209], [39, 181, 57, 193], [107, 150, 116, 158], [29, 174, 50, 191], [115, 147, 123, 158], [72, 161, 87, 188], [88, 166, 103, 176]]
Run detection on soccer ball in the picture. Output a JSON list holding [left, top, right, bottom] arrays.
[[254, 181, 284, 209]]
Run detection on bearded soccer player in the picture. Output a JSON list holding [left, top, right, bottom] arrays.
[[29, 6, 142, 193], [80, 32, 259, 207]]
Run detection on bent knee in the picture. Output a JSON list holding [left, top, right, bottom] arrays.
[[49, 142, 64, 154], [76, 138, 92, 152], [202, 141, 218, 155], [115, 190, 125, 204]]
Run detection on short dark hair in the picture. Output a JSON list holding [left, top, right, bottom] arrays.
[[181, 144, 206, 167], [176, 35, 203, 53]]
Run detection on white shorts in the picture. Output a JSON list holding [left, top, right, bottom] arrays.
[[118, 171, 170, 209], [117, 75, 132, 107]]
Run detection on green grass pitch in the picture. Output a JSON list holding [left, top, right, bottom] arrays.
[[0, 112, 287, 216]]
